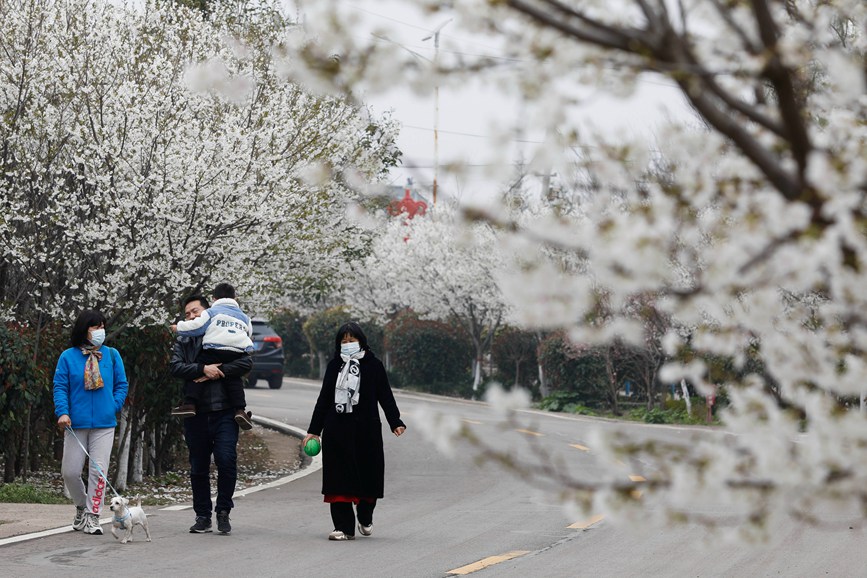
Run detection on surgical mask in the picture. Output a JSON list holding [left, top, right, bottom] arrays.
[[341, 342, 361, 356], [90, 328, 106, 347]]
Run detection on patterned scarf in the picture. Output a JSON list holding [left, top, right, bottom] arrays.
[[334, 350, 364, 414], [80, 346, 104, 391]]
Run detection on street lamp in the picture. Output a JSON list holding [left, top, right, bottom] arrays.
[[422, 18, 451, 206]]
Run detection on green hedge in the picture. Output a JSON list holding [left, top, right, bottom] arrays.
[[0, 323, 43, 481], [302, 306, 349, 358], [385, 311, 472, 395], [269, 308, 316, 378], [537, 332, 608, 407], [491, 326, 538, 392], [301, 307, 387, 369]]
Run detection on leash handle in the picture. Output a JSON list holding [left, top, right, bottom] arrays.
[[65, 426, 122, 500]]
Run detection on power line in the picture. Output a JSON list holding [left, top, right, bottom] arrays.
[[368, 31, 523, 64], [401, 123, 536, 141], [399, 162, 504, 169], [345, 2, 431, 33], [346, 2, 509, 55], [400, 124, 602, 150]]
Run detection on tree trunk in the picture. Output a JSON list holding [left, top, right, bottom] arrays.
[[538, 362, 548, 398], [681, 379, 692, 416], [153, 423, 168, 476], [148, 429, 156, 476], [604, 348, 620, 415], [318, 351, 328, 379], [115, 409, 131, 491], [4, 446, 15, 483], [22, 405, 30, 481], [470, 327, 485, 394], [133, 431, 143, 483], [24, 307, 46, 482], [472, 357, 482, 394]]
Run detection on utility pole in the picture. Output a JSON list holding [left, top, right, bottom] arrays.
[[422, 19, 451, 206]]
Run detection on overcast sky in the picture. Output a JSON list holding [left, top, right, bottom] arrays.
[[289, 1, 695, 203]]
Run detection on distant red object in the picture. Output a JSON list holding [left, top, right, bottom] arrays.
[[388, 188, 427, 219]]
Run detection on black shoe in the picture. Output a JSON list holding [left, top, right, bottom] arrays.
[[216, 510, 231, 534], [172, 403, 196, 417], [190, 516, 212, 533], [234, 410, 253, 431]]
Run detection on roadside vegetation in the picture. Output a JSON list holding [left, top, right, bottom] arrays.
[[0, 426, 300, 506]]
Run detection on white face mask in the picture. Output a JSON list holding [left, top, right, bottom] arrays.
[[341, 342, 361, 356], [90, 328, 106, 347]]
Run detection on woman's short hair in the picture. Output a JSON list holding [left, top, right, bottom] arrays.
[[70, 310, 107, 348], [333, 322, 369, 359]]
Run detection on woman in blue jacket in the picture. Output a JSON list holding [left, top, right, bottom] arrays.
[[53, 310, 128, 536]]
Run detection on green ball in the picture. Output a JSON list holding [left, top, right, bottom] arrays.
[[304, 438, 321, 457]]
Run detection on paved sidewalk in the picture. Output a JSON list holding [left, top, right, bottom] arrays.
[[0, 503, 76, 540], [0, 416, 314, 545]]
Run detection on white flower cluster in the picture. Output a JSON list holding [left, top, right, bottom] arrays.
[[0, 0, 399, 326], [346, 204, 509, 391]]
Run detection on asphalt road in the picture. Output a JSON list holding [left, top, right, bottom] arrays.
[[3, 378, 867, 577]]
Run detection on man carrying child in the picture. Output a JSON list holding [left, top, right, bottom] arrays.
[[171, 283, 254, 430]]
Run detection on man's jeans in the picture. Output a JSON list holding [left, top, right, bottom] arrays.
[[184, 409, 239, 518]]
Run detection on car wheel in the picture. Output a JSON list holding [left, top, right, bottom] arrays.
[[268, 375, 283, 390], [245, 377, 257, 389]]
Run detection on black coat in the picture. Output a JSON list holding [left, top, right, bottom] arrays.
[[169, 335, 252, 413], [307, 352, 405, 498]]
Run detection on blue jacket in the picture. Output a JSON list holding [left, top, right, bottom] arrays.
[[53, 346, 129, 429]]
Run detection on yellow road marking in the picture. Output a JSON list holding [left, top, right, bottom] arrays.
[[629, 474, 646, 482], [447, 551, 530, 575], [462, 419, 483, 425], [631, 489, 644, 499], [569, 443, 590, 452], [568, 514, 604, 530], [515, 428, 543, 436]]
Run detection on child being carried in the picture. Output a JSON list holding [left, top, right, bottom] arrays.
[[171, 283, 254, 430]]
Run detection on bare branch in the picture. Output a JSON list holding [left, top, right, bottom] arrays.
[[751, 0, 812, 183], [507, 0, 642, 52]]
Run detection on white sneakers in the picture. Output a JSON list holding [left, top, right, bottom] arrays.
[[72, 507, 87, 531], [73, 507, 102, 535], [328, 523, 372, 540], [83, 513, 103, 535]]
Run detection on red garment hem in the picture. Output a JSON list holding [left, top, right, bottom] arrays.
[[324, 494, 376, 504]]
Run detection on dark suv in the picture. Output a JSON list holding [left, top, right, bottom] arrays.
[[247, 319, 284, 389]]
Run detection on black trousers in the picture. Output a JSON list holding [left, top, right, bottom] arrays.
[[330, 500, 377, 535]]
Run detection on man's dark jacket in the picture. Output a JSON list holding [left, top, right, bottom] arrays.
[[170, 335, 252, 413]]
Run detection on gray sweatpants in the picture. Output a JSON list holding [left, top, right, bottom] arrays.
[[62, 428, 115, 517]]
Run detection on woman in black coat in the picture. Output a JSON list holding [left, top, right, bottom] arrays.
[[303, 322, 406, 541]]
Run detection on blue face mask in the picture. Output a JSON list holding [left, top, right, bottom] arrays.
[[341, 342, 361, 356], [90, 328, 106, 347]]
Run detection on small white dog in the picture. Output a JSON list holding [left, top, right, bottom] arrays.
[[109, 496, 151, 544]]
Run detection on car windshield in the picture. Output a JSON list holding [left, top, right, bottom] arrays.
[[252, 321, 277, 339]]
